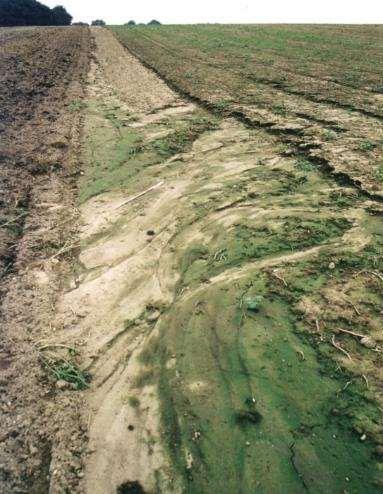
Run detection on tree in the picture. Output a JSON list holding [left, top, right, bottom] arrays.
[[125, 20, 136, 26], [91, 19, 106, 26], [0, 0, 73, 26], [51, 5, 72, 26], [148, 19, 161, 26]]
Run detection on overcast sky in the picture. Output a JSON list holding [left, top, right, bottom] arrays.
[[43, 0, 383, 24]]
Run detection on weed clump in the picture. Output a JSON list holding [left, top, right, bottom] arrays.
[[43, 356, 89, 390], [68, 99, 87, 112], [358, 140, 376, 152], [235, 409, 263, 426], [295, 158, 315, 172], [244, 295, 263, 312], [151, 115, 218, 158], [375, 164, 383, 182]]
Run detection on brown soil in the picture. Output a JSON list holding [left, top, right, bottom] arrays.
[[1, 25, 382, 494], [0, 26, 91, 492]]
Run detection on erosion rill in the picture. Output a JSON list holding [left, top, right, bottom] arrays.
[[38, 28, 382, 492], [1, 25, 382, 493]]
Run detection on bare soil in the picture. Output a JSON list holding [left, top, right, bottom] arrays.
[[0, 26, 91, 492], [0, 25, 382, 494]]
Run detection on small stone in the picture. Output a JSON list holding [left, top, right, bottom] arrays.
[[360, 434, 367, 442], [56, 380, 69, 390], [29, 445, 38, 455], [193, 431, 201, 441], [77, 471, 84, 479], [147, 230, 155, 236], [147, 311, 160, 322], [69, 279, 77, 290], [360, 336, 376, 349], [246, 441, 251, 446], [328, 262, 335, 269], [345, 477, 350, 482]]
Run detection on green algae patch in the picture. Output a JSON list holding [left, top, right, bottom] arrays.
[[179, 216, 352, 288], [78, 97, 218, 203], [139, 280, 380, 493], [78, 99, 157, 203], [149, 114, 219, 159]]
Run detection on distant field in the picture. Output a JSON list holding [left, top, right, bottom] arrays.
[[111, 24, 383, 195], [112, 24, 383, 94]]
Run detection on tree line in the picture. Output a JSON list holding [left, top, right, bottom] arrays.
[[0, 0, 72, 26], [90, 20, 161, 27], [124, 20, 161, 26]]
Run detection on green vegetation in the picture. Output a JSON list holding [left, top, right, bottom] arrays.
[[42, 352, 89, 390], [128, 396, 140, 408], [79, 37, 383, 489], [180, 216, 351, 287], [323, 129, 337, 140], [110, 24, 383, 105], [79, 100, 217, 202], [110, 24, 383, 194], [358, 139, 376, 152], [375, 163, 383, 182], [295, 157, 315, 172], [150, 116, 218, 157], [68, 99, 87, 112], [272, 104, 287, 116]]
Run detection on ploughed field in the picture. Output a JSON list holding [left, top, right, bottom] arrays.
[[0, 26, 91, 493], [0, 24, 382, 494], [0, 26, 89, 277]]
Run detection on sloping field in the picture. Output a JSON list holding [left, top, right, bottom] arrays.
[[69, 27, 382, 492], [0, 24, 382, 494], [111, 25, 383, 197]]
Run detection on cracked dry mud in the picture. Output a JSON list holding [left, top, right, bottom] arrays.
[[1, 26, 383, 494]]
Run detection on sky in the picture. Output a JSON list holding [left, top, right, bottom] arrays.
[[43, 0, 383, 25]]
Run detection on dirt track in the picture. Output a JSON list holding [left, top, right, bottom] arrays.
[[0, 26, 382, 493]]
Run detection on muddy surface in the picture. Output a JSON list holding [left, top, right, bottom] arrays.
[[0, 26, 91, 492], [0, 25, 382, 494], [45, 28, 382, 492]]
